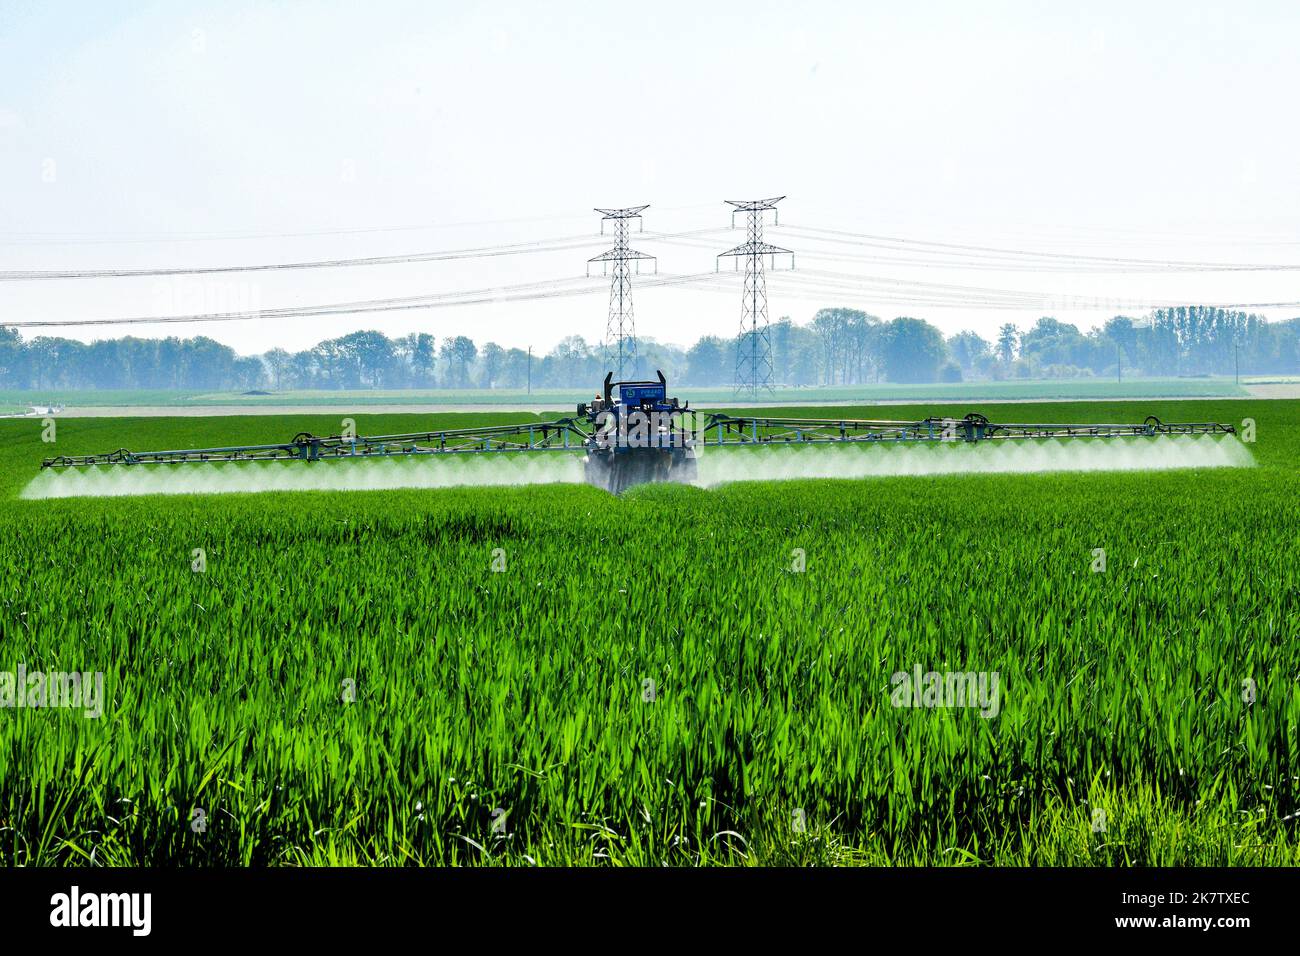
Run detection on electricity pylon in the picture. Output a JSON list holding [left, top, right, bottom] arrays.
[[588, 206, 655, 380], [717, 197, 793, 399]]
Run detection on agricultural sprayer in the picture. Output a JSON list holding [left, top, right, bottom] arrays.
[[40, 372, 1238, 492]]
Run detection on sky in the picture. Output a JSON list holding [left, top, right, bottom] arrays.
[[2, 0, 1299, 356]]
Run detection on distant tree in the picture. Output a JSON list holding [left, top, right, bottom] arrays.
[[173, 337, 239, 390], [308, 338, 343, 388], [479, 342, 504, 388], [770, 318, 794, 384], [1010, 356, 1038, 379], [787, 323, 822, 385], [947, 330, 991, 373], [1273, 318, 1300, 373], [844, 311, 882, 383], [685, 336, 727, 385], [973, 350, 1002, 380], [499, 348, 531, 388], [232, 356, 267, 389], [24, 338, 58, 388], [996, 323, 1019, 365], [769, 318, 827, 386], [809, 307, 879, 385], [1019, 317, 1096, 370], [543, 336, 595, 388], [10, 305, 1294, 394], [811, 309, 846, 385], [1138, 305, 1274, 375], [407, 332, 436, 386], [290, 349, 318, 387], [1101, 316, 1138, 369], [635, 337, 687, 384], [879, 317, 947, 383], [0, 326, 24, 386], [154, 337, 184, 388], [262, 348, 293, 390], [439, 335, 478, 388], [328, 330, 396, 387]]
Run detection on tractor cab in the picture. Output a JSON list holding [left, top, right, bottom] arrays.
[[616, 379, 668, 409], [577, 371, 686, 419]]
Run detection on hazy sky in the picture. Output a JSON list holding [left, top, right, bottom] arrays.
[[2, 0, 1299, 355]]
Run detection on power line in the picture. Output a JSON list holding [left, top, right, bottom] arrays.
[[645, 230, 1209, 274], [6, 204, 1298, 335], [0, 233, 606, 281], [2, 271, 725, 329], [776, 223, 1300, 273], [8, 262, 1296, 331], [0, 225, 736, 282]]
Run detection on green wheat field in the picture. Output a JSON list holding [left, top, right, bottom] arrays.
[[0, 399, 1297, 866]]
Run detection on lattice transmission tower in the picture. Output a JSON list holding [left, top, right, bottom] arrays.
[[717, 197, 793, 399], [588, 205, 655, 380]]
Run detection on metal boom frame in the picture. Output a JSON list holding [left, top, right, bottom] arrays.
[[698, 413, 1236, 446], [40, 420, 593, 468], [41, 413, 1235, 470]]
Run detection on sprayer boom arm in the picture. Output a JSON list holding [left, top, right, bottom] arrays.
[[40, 419, 592, 468], [698, 413, 1235, 445]]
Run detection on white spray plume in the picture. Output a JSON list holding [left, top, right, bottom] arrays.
[[20, 436, 1253, 500], [693, 435, 1254, 487], [21, 452, 585, 500]]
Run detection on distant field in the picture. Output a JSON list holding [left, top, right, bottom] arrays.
[[0, 376, 1251, 411]]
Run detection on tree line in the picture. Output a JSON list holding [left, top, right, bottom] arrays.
[[3, 305, 1298, 391]]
